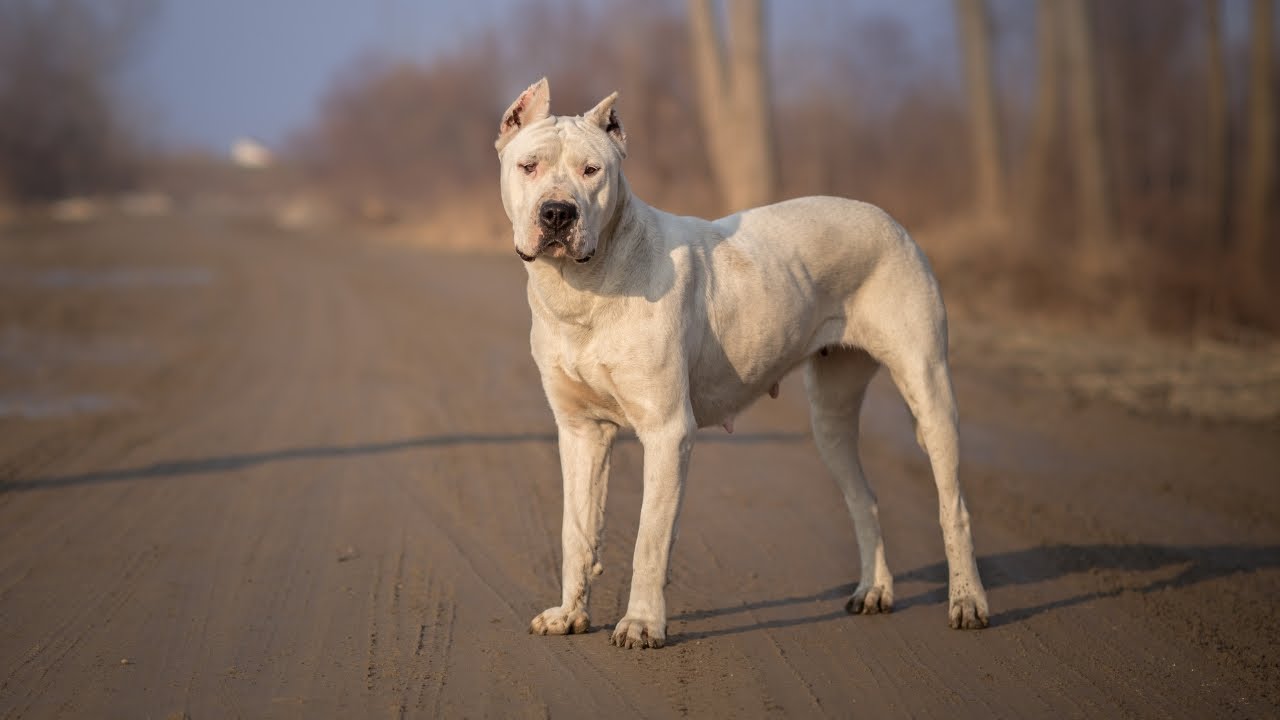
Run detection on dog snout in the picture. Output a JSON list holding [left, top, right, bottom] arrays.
[[539, 201, 578, 232]]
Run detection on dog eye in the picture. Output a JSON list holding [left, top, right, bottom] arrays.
[[519, 162, 537, 175], [583, 164, 600, 177]]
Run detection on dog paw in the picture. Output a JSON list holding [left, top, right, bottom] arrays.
[[529, 606, 590, 635], [948, 593, 990, 630], [845, 583, 894, 615], [609, 616, 666, 649]]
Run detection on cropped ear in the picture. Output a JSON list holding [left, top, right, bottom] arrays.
[[584, 92, 626, 158], [495, 78, 551, 153]]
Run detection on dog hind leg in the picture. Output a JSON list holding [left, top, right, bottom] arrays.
[[804, 348, 895, 614], [883, 349, 989, 629]]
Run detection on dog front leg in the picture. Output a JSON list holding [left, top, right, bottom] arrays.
[[530, 419, 617, 636], [611, 417, 694, 649]]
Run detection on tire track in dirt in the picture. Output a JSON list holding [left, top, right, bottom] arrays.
[[2, 547, 152, 718]]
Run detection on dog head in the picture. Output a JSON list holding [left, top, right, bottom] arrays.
[[495, 78, 627, 264]]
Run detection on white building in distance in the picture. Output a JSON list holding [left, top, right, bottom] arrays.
[[231, 138, 273, 169]]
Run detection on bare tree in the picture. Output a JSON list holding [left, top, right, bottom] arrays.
[[293, 49, 501, 217], [1060, 0, 1114, 258], [1024, 0, 1061, 231], [1240, 0, 1275, 275], [0, 0, 155, 202], [955, 0, 1005, 225], [688, 0, 777, 212], [1203, 0, 1229, 246]]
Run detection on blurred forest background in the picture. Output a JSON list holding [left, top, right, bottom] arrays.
[[1, 0, 1277, 337]]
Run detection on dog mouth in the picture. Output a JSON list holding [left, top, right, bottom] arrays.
[[516, 235, 593, 263]]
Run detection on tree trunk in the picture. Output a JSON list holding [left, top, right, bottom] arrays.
[[1241, 0, 1274, 272], [1024, 0, 1060, 232], [688, 0, 777, 212], [1204, 0, 1229, 248], [956, 0, 1005, 226], [1060, 0, 1114, 262]]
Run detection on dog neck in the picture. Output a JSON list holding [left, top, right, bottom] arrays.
[[523, 175, 657, 327]]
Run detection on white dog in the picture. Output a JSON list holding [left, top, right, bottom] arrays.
[[497, 78, 988, 649]]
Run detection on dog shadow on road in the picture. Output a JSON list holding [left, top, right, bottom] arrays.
[[666, 584, 855, 644], [896, 543, 1280, 627], [666, 543, 1280, 643]]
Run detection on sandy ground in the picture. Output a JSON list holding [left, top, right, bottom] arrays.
[[0, 215, 1277, 719]]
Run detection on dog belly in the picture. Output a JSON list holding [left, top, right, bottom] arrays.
[[685, 225, 860, 427], [689, 376, 770, 429], [687, 320, 831, 428]]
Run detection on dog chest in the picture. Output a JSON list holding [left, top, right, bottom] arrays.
[[532, 322, 626, 421], [544, 359, 628, 424]]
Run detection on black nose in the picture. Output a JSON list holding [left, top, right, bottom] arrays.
[[539, 201, 578, 231]]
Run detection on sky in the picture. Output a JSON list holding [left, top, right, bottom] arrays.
[[124, 0, 975, 152], [128, 0, 526, 150]]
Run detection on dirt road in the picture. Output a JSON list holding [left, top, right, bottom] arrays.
[[1, 216, 1277, 718]]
